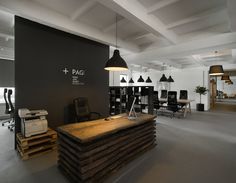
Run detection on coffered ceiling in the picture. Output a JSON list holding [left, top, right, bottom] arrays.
[[0, 0, 236, 71]]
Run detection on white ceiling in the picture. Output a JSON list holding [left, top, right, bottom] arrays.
[[0, 0, 236, 71]]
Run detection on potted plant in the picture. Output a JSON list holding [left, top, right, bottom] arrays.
[[195, 86, 208, 111]]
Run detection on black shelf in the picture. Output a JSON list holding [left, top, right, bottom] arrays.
[[109, 86, 154, 115]]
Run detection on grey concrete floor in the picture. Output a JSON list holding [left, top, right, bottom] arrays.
[[0, 111, 236, 183]]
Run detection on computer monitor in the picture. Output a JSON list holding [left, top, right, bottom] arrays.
[[127, 96, 137, 120]]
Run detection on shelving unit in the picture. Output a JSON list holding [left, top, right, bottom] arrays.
[[109, 86, 154, 115]]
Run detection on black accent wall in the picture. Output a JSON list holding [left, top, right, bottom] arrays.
[[15, 16, 109, 133], [0, 59, 14, 87]]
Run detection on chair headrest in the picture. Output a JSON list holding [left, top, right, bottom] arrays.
[[8, 89, 12, 95]]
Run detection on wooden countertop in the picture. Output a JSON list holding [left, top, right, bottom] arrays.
[[57, 113, 156, 143]]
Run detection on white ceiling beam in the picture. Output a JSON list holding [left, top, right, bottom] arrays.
[[147, 0, 180, 14], [191, 55, 206, 67], [0, 0, 139, 52], [70, 0, 96, 21], [166, 6, 227, 29], [124, 32, 236, 67], [132, 33, 153, 40], [126, 53, 182, 69], [154, 59, 183, 69], [132, 62, 162, 71], [102, 18, 126, 33], [180, 22, 229, 41], [97, 0, 178, 44], [124, 33, 153, 41]]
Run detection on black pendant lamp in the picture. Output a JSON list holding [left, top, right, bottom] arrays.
[[167, 66, 174, 82], [104, 15, 128, 71], [167, 76, 174, 82], [159, 74, 167, 82], [227, 80, 233, 85], [209, 52, 224, 76], [221, 74, 230, 81], [129, 78, 134, 83], [137, 75, 144, 82], [209, 65, 224, 76], [120, 77, 127, 83], [146, 76, 152, 83]]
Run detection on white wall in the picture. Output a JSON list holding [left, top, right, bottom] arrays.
[[170, 67, 210, 110], [109, 67, 210, 110]]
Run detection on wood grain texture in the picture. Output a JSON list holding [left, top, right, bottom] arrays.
[[16, 128, 57, 160], [57, 113, 156, 143], [57, 114, 157, 183]]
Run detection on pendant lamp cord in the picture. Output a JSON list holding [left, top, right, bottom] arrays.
[[113, 71, 114, 86], [116, 14, 117, 48]]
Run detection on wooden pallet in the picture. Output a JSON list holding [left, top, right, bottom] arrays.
[[17, 128, 57, 160]]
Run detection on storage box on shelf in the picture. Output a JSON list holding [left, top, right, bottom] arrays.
[[109, 86, 154, 115], [16, 128, 57, 160]]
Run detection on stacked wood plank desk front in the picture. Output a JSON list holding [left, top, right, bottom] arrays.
[[57, 113, 157, 183]]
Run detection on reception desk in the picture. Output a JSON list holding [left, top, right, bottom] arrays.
[[57, 113, 157, 183]]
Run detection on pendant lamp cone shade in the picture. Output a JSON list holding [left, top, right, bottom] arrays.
[[209, 65, 224, 76], [104, 49, 128, 71], [137, 75, 144, 82], [221, 74, 230, 81], [146, 76, 152, 83], [159, 74, 168, 82], [120, 77, 126, 83], [167, 76, 174, 82], [129, 78, 134, 83]]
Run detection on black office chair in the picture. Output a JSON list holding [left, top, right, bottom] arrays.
[[160, 90, 167, 99], [159, 89, 168, 107], [167, 91, 181, 118], [179, 90, 188, 100], [153, 91, 160, 113], [179, 90, 188, 109], [1, 88, 11, 126], [7, 89, 15, 131], [73, 97, 101, 122]]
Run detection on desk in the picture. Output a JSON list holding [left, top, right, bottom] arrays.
[[57, 113, 156, 182], [159, 98, 194, 118]]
